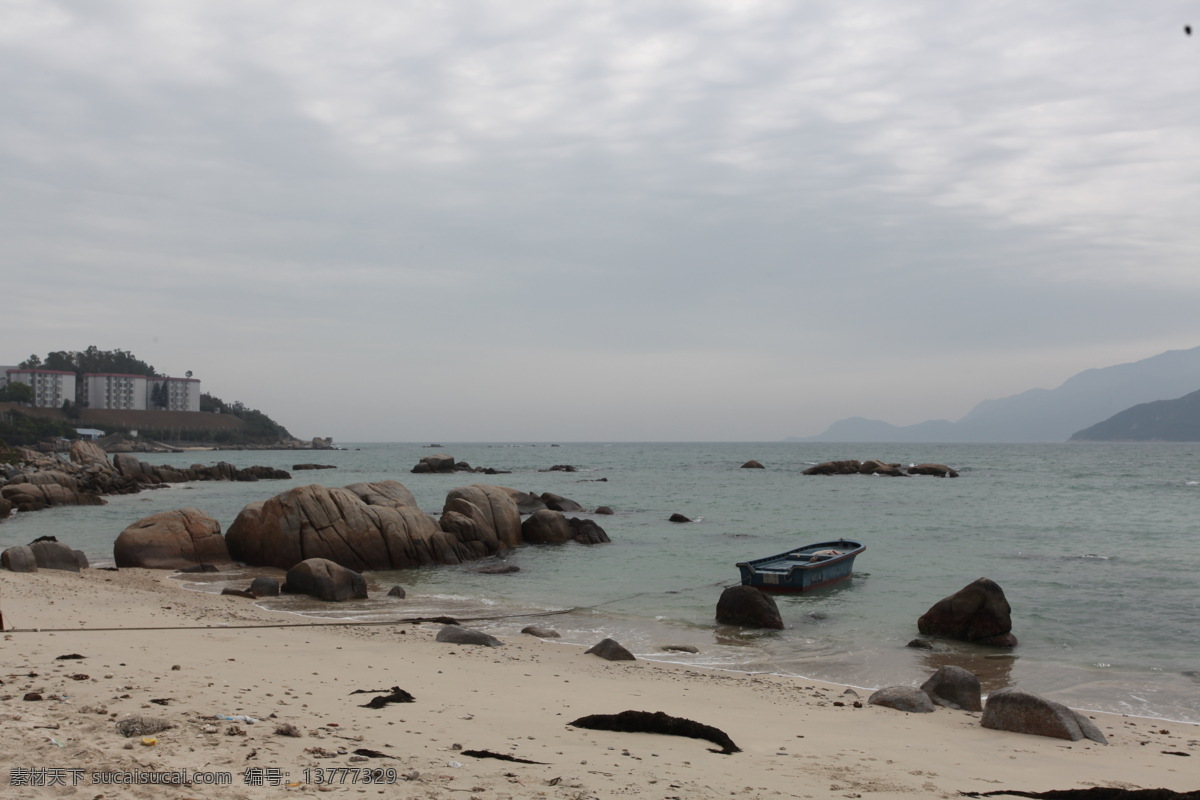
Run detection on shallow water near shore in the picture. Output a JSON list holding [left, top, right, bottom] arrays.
[[4, 441, 1199, 724]]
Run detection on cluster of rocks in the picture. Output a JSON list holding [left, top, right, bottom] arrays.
[[1, 536, 89, 573], [803, 459, 959, 477], [0, 440, 291, 518], [410, 453, 510, 475]]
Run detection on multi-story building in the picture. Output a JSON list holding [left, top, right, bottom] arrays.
[[147, 376, 201, 412], [83, 373, 149, 411], [4, 368, 78, 408]]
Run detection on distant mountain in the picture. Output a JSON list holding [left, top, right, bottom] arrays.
[[1070, 389, 1200, 441], [795, 345, 1200, 443]]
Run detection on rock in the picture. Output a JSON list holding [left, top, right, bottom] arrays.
[[411, 454, 457, 473], [2, 545, 38, 572], [442, 484, 523, 549], [905, 638, 934, 650], [504, 489, 548, 514], [30, 540, 83, 572], [568, 517, 610, 544], [981, 689, 1107, 743], [282, 558, 368, 602], [740, 460, 765, 469], [0, 495, 11, 520], [920, 665, 982, 711], [540, 464, 577, 472], [113, 508, 230, 569], [908, 463, 959, 478], [435, 625, 504, 647], [476, 564, 520, 574], [249, 577, 280, 597], [585, 638, 636, 661], [521, 626, 561, 638], [521, 509, 574, 544], [918, 577, 1017, 647], [227, 482, 464, 571], [802, 460, 861, 476], [540, 492, 583, 512], [668, 513, 691, 523], [715, 585, 784, 629], [661, 644, 699, 653], [868, 686, 936, 713], [292, 464, 336, 471], [594, 506, 614, 515], [387, 585, 407, 599], [221, 587, 256, 599], [858, 459, 906, 476], [177, 563, 220, 573]]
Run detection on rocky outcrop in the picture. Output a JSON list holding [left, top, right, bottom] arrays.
[[540, 492, 583, 512], [908, 463, 959, 478], [741, 460, 765, 469], [918, 577, 1017, 647], [226, 481, 476, 571], [411, 454, 510, 475], [715, 585, 784, 629], [802, 458, 958, 477], [981, 689, 1107, 743], [858, 459, 905, 476], [113, 454, 291, 484], [2, 545, 38, 572], [113, 508, 230, 569], [521, 510, 611, 545], [282, 558, 368, 602], [29, 539, 88, 572], [442, 484, 523, 549], [435, 625, 504, 647], [803, 460, 862, 475]]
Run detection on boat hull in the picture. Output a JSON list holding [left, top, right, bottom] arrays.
[[736, 538, 865, 593]]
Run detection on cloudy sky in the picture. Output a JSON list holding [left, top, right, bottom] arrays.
[[3, 1, 1198, 441]]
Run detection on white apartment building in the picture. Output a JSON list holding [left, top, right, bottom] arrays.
[[4, 368, 78, 408], [83, 372, 149, 410], [148, 376, 202, 412]]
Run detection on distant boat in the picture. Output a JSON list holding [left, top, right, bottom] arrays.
[[736, 539, 865, 592]]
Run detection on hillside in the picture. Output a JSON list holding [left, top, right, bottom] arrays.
[[1069, 389, 1200, 441], [796, 345, 1200, 443], [0, 403, 248, 444]]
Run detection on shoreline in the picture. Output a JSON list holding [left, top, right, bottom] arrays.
[[2, 568, 1196, 799]]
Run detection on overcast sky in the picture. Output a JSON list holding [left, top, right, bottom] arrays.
[[3, 1, 1198, 442]]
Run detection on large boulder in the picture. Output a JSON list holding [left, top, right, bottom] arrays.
[[521, 509, 574, 544], [435, 625, 504, 647], [2, 545, 38, 572], [540, 492, 583, 512], [113, 508, 230, 569], [919, 665, 983, 711], [568, 517, 610, 544], [29, 539, 85, 572], [411, 453, 457, 473], [715, 585, 784, 629], [442, 484, 522, 549], [908, 463, 959, 478], [868, 686, 936, 713], [858, 459, 905, 476], [917, 578, 1017, 647], [282, 558, 368, 602], [226, 481, 474, 571], [981, 689, 1107, 743]]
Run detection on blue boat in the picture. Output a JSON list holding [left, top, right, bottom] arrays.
[[736, 539, 865, 592]]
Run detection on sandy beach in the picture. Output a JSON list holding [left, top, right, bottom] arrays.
[[1, 567, 1195, 800]]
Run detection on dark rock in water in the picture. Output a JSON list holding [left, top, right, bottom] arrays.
[[282, 558, 368, 602], [568, 517, 610, 544], [908, 463, 959, 478], [521, 626, 561, 638], [411, 454, 456, 473], [585, 638, 636, 661], [221, 587, 256, 599], [2, 545, 38, 573], [668, 513, 691, 523], [541, 491, 583, 512], [540, 464, 577, 472], [858, 459, 906, 476], [740, 460, 765, 469], [803, 460, 862, 476], [249, 577, 280, 597], [661, 644, 699, 653], [868, 685, 936, 713], [521, 509, 573, 544], [594, 506, 614, 515], [292, 463, 336, 471], [435, 624, 504, 647], [715, 585, 784, 630], [506, 490, 548, 514], [387, 585, 406, 599], [906, 638, 934, 650], [569, 710, 740, 755], [476, 564, 520, 574], [918, 577, 1017, 647], [981, 689, 1107, 743], [30, 540, 82, 572], [920, 665, 982, 711]]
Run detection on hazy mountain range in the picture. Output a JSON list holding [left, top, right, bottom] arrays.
[[793, 345, 1200, 443]]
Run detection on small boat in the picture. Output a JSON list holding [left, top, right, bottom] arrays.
[[736, 539, 865, 593]]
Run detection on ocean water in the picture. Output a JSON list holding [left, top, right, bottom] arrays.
[[3, 441, 1198, 724]]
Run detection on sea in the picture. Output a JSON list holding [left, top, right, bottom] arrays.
[[2, 441, 1198, 725]]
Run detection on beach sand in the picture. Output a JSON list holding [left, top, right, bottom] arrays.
[[1, 568, 1195, 799]]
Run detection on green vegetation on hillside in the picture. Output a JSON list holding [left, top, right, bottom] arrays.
[[21, 346, 159, 378], [0, 409, 79, 447], [199, 392, 292, 443]]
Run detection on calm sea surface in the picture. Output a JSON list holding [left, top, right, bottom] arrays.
[[3, 442, 1198, 724]]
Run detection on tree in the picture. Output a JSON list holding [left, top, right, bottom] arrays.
[[0, 382, 34, 404], [19, 354, 42, 369], [185, 370, 193, 378]]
